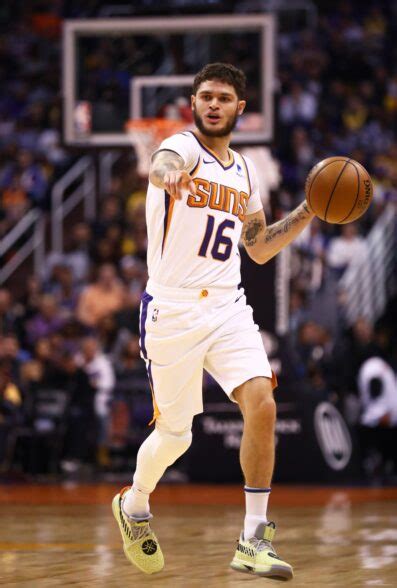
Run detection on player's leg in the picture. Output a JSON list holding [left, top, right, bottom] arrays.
[[113, 288, 206, 574], [122, 416, 193, 519], [112, 416, 192, 575], [204, 293, 293, 580], [231, 377, 292, 580], [233, 376, 275, 529], [233, 377, 275, 488]]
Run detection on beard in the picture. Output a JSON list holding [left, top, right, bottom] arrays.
[[193, 107, 239, 137]]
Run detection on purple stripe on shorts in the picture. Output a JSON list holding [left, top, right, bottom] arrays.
[[147, 359, 154, 389], [139, 291, 153, 360]]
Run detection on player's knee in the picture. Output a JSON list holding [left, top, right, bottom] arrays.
[[236, 378, 274, 409], [256, 395, 276, 425], [169, 428, 193, 453], [237, 379, 276, 425], [247, 394, 276, 427], [155, 419, 193, 454]]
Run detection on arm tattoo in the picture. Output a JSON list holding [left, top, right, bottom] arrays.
[[264, 202, 311, 244], [242, 219, 265, 247], [150, 150, 184, 184]]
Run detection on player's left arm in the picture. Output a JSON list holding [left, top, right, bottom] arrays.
[[241, 201, 315, 264]]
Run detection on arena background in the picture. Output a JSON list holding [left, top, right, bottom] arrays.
[[0, 1, 397, 586]]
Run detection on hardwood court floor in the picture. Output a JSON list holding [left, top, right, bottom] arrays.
[[0, 485, 396, 587]]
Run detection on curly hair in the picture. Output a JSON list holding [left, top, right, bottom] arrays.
[[192, 63, 246, 100]]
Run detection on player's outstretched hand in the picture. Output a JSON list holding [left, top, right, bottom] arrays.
[[163, 170, 196, 200]]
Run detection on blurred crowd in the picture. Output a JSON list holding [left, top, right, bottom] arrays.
[[1, 0, 397, 480], [0, 2, 73, 238], [0, 202, 151, 474]]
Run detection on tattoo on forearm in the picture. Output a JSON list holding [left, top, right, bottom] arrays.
[[151, 151, 184, 183], [242, 219, 265, 247], [264, 203, 311, 244]]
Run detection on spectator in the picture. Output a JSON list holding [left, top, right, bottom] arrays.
[[64, 222, 92, 284], [294, 217, 328, 292], [0, 148, 48, 208], [289, 289, 310, 336], [327, 224, 367, 277], [77, 263, 125, 328], [279, 81, 318, 126], [120, 255, 147, 300], [0, 361, 22, 466], [115, 335, 147, 395], [46, 264, 78, 319], [44, 223, 92, 286], [357, 356, 397, 479], [296, 320, 335, 388], [358, 357, 397, 428], [26, 294, 65, 347], [76, 336, 115, 465], [334, 317, 380, 394], [0, 334, 28, 385], [60, 351, 97, 474], [37, 108, 70, 169], [110, 334, 152, 456], [342, 96, 368, 132], [0, 288, 17, 335], [0, 172, 30, 224], [19, 274, 43, 322], [92, 196, 122, 239], [114, 291, 141, 338]]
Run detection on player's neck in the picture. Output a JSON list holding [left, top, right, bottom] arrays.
[[194, 130, 231, 163]]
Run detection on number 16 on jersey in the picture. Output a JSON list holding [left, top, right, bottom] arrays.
[[198, 215, 235, 262]]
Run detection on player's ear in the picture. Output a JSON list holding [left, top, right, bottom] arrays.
[[238, 100, 246, 115], [191, 94, 196, 110]]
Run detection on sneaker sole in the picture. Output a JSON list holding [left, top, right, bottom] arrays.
[[231, 560, 293, 581]]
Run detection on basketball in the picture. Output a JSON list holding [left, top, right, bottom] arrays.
[[305, 157, 373, 224]]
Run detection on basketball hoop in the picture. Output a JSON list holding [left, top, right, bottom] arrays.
[[126, 118, 190, 177]]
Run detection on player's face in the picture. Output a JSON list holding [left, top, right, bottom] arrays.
[[191, 80, 246, 138]]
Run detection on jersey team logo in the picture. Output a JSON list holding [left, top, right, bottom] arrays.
[[236, 163, 244, 177], [187, 177, 249, 221]]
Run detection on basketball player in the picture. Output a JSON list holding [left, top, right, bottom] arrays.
[[112, 63, 314, 579]]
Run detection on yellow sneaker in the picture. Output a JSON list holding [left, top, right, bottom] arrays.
[[112, 487, 164, 574], [230, 521, 293, 580]]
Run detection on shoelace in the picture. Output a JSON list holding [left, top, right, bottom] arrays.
[[249, 537, 277, 555], [120, 505, 151, 544], [129, 523, 151, 544]]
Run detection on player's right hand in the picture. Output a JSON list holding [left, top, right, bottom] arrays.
[[163, 170, 196, 200]]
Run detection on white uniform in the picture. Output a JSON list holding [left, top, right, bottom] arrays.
[[140, 131, 274, 431]]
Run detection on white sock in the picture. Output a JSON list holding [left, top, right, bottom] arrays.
[[244, 486, 271, 540], [122, 484, 151, 519]]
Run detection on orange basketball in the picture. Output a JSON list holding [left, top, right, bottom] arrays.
[[305, 157, 373, 224]]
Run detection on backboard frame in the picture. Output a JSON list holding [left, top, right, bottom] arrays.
[[63, 14, 276, 147]]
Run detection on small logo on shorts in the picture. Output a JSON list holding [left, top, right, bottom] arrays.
[[152, 308, 159, 322]]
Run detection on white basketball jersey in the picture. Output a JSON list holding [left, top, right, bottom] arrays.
[[145, 131, 263, 289]]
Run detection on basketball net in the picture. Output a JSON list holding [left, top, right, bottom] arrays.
[[126, 118, 190, 177]]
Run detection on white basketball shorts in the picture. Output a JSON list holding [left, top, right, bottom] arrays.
[[139, 280, 274, 431]]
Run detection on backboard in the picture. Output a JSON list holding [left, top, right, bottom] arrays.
[[63, 14, 276, 148]]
